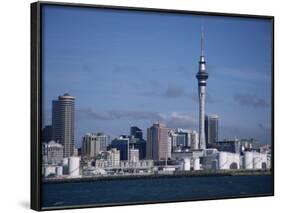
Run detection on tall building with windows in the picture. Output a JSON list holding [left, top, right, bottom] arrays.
[[52, 93, 75, 157], [110, 135, 130, 160], [81, 133, 109, 158], [169, 128, 193, 151], [147, 123, 170, 161], [205, 114, 219, 146], [130, 126, 143, 140], [130, 126, 146, 159]]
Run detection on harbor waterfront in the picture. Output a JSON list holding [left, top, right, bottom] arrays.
[[43, 169, 272, 183], [42, 174, 273, 209]]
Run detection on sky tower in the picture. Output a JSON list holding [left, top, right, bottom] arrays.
[[196, 27, 209, 150]]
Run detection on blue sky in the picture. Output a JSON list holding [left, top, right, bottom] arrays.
[[41, 5, 272, 147]]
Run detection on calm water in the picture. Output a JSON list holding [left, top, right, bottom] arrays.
[[42, 175, 273, 209]]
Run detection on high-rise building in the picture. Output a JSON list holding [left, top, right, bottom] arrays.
[[205, 114, 219, 146], [42, 125, 53, 143], [110, 135, 130, 160], [130, 126, 146, 160], [130, 126, 143, 140], [196, 27, 209, 150], [147, 123, 170, 161], [52, 93, 75, 157], [81, 133, 109, 158], [110, 131, 147, 160], [131, 138, 146, 160]]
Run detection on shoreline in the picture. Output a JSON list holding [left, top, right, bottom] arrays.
[[43, 169, 272, 184]]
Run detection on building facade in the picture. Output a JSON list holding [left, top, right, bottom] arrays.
[[169, 129, 193, 151], [129, 148, 139, 162], [42, 141, 64, 165], [95, 148, 120, 168], [205, 114, 219, 146], [42, 125, 53, 143], [130, 126, 146, 159], [52, 93, 75, 157], [190, 131, 199, 150], [147, 123, 170, 161], [81, 133, 109, 158], [130, 126, 143, 140], [110, 135, 130, 160]]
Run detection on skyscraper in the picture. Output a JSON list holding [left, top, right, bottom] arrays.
[[130, 126, 146, 159], [130, 126, 143, 140], [205, 114, 219, 146], [110, 135, 130, 161], [146, 123, 170, 161], [81, 133, 108, 158], [52, 93, 75, 157], [196, 27, 209, 150]]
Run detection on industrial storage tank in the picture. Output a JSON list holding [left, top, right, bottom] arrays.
[[56, 166, 63, 176], [183, 158, 191, 171], [253, 157, 262, 169], [68, 156, 80, 177], [218, 152, 228, 170], [244, 151, 253, 169], [193, 158, 200, 170]]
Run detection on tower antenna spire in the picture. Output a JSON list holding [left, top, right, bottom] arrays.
[[201, 24, 204, 56]]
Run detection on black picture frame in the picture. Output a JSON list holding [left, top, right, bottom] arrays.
[[31, 1, 274, 211]]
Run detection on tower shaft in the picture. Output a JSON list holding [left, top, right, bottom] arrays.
[[199, 86, 206, 149]]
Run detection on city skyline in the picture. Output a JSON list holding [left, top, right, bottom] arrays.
[[42, 5, 272, 146]]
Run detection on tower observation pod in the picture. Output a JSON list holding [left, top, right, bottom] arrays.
[[196, 26, 209, 150]]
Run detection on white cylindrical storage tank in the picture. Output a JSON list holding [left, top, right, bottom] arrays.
[[194, 158, 200, 170], [244, 151, 253, 169], [183, 158, 191, 171], [56, 166, 63, 176], [218, 152, 228, 170], [253, 157, 262, 169], [68, 157, 80, 177]]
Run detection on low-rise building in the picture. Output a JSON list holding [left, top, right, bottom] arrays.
[[42, 140, 64, 165]]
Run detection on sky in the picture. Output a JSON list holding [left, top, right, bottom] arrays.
[[41, 5, 273, 147]]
